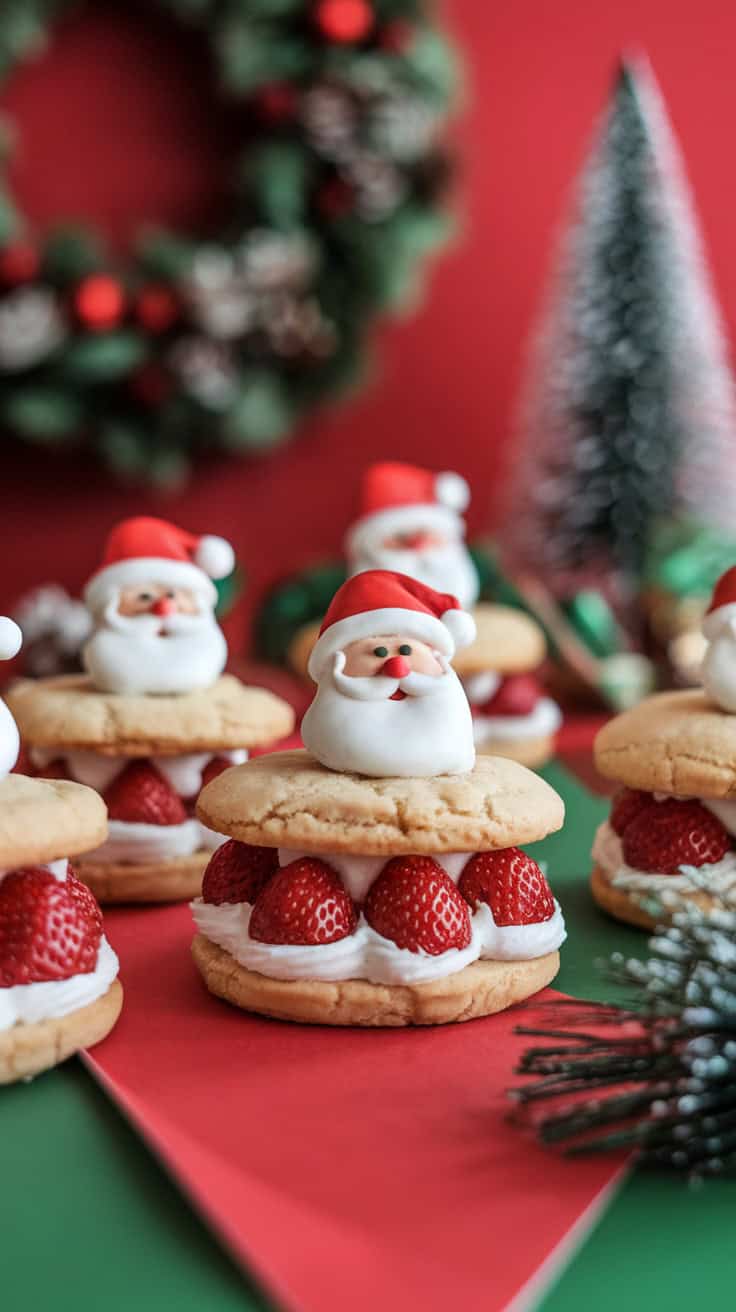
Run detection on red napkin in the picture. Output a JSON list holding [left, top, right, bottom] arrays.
[[85, 905, 626, 1312]]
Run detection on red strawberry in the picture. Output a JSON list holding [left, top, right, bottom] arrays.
[[201, 756, 234, 790], [250, 858, 357, 945], [364, 856, 471, 954], [104, 761, 187, 825], [479, 674, 541, 717], [610, 787, 652, 836], [622, 798, 731, 874], [458, 848, 555, 925], [0, 866, 102, 985], [202, 840, 278, 905], [67, 865, 104, 935]]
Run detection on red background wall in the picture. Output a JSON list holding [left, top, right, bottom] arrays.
[[1, 0, 735, 655]]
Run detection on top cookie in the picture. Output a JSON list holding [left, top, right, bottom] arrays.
[[0, 774, 107, 866], [595, 689, 736, 797], [451, 603, 546, 677], [6, 674, 295, 757], [197, 749, 564, 854]]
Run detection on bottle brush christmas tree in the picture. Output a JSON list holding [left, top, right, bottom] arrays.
[[505, 58, 736, 599]]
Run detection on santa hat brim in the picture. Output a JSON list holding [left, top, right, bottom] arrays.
[[345, 504, 464, 559], [84, 558, 217, 614], [308, 605, 476, 682]]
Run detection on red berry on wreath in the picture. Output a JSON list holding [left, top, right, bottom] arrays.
[[74, 274, 126, 331], [0, 240, 39, 286], [256, 83, 299, 125], [313, 0, 374, 45], [135, 284, 180, 334]]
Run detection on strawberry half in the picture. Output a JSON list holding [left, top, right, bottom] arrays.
[[458, 848, 555, 925], [364, 855, 472, 954], [202, 840, 278, 905], [250, 857, 357, 945], [104, 761, 187, 825], [201, 756, 234, 790], [479, 674, 541, 717], [0, 866, 103, 985], [622, 798, 731, 874], [610, 787, 652, 836]]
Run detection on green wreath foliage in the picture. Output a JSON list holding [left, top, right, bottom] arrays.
[[0, 0, 458, 482]]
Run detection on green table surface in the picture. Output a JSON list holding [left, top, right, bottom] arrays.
[[2, 762, 732, 1312]]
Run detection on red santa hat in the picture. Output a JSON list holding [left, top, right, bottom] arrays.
[[84, 517, 235, 614], [703, 566, 736, 640], [0, 616, 22, 661], [308, 569, 476, 682], [345, 462, 470, 559]]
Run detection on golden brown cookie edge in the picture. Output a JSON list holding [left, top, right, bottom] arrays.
[[0, 979, 123, 1084]]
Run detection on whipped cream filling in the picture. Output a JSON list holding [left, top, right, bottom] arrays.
[[593, 820, 736, 910], [276, 848, 469, 902], [0, 937, 119, 1033], [29, 747, 248, 797], [82, 818, 227, 866], [473, 697, 562, 745], [0, 856, 68, 885], [191, 898, 566, 987]]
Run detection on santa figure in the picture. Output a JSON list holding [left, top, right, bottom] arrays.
[[301, 571, 477, 778], [702, 566, 736, 712], [345, 462, 480, 611], [0, 616, 23, 777], [83, 517, 234, 696]]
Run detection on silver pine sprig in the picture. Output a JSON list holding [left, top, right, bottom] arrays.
[[509, 909, 736, 1177]]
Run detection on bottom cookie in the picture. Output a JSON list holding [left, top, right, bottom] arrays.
[[78, 852, 209, 903], [192, 934, 559, 1027], [477, 735, 554, 769], [590, 863, 723, 930], [0, 979, 123, 1085]]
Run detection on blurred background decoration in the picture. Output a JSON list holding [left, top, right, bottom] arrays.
[[503, 59, 736, 698], [0, 0, 459, 485], [2, 3, 736, 679]]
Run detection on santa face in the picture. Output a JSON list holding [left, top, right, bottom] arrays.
[[702, 610, 736, 712], [349, 531, 479, 611], [301, 633, 476, 778], [83, 581, 227, 695]]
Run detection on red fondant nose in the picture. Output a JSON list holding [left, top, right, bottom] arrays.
[[382, 656, 410, 679], [151, 597, 176, 617]]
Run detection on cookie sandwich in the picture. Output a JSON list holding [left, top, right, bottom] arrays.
[[191, 572, 566, 1027], [452, 604, 561, 767], [9, 518, 294, 904], [0, 620, 121, 1083], [592, 566, 736, 929]]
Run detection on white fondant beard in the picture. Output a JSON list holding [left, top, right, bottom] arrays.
[[349, 540, 479, 610], [702, 633, 736, 712], [83, 604, 227, 694], [0, 698, 19, 778], [301, 663, 476, 777]]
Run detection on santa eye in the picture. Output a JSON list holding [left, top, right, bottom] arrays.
[[373, 646, 388, 658], [138, 592, 153, 603], [399, 644, 412, 656], [165, 591, 176, 599]]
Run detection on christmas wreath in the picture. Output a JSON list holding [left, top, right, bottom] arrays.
[[0, 1, 457, 482]]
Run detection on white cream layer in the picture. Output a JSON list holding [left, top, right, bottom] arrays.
[[29, 747, 248, 797], [191, 899, 565, 986], [593, 820, 736, 910], [276, 848, 469, 902], [473, 697, 562, 746], [0, 937, 119, 1033], [83, 818, 227, 865]]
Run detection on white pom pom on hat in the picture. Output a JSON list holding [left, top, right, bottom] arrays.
[[195, 535, 235, 581], [435, 471, 470, 513], [0, 616, 22, 661]]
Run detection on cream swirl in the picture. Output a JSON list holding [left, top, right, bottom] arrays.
[[0, 938, 119, 1032], [191, 899, 565, 986]]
